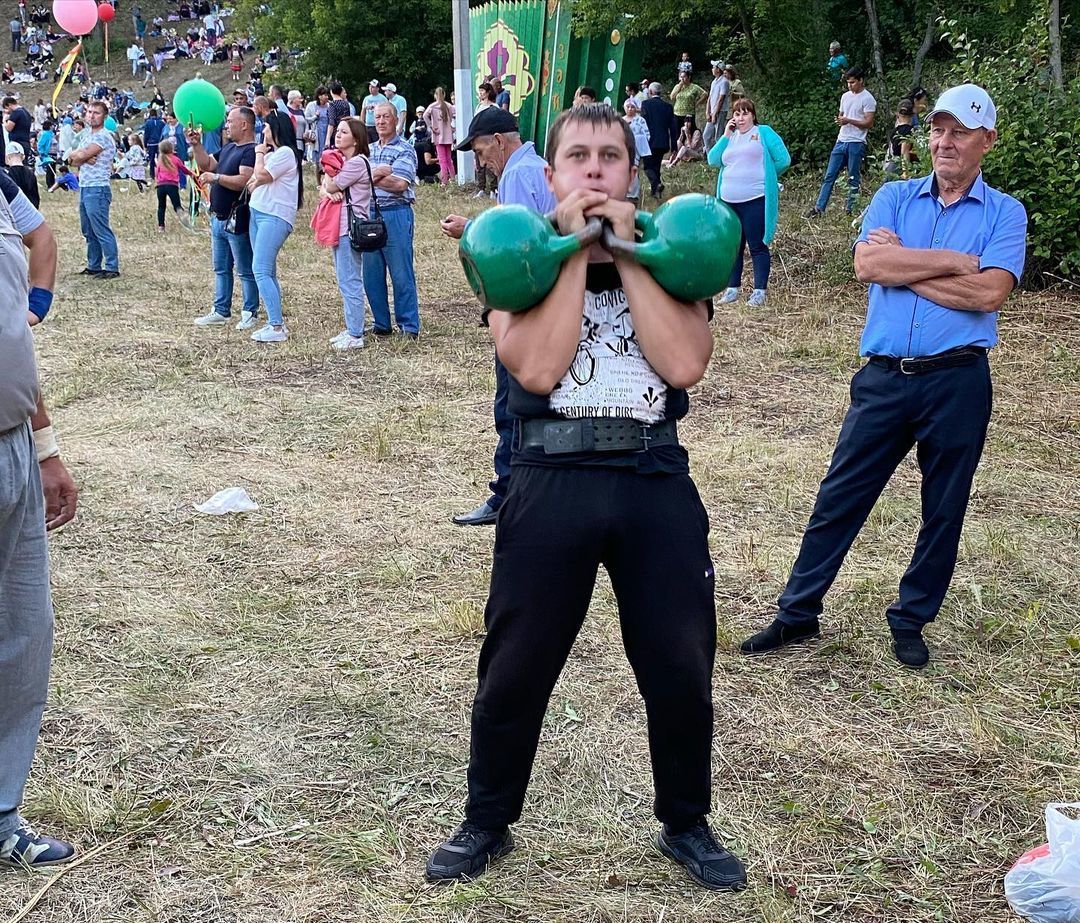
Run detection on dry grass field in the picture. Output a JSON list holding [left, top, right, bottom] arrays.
[[1, 165, 1077, 923]]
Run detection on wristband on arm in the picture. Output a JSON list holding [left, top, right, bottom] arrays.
[[28, 286, 53, 321], [33, 424, 60, 463]]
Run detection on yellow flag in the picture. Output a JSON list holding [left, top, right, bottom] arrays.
[[51, 42, 82, 117]]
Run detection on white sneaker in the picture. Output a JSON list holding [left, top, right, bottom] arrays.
[[236, 311, 258, 331], [329, 330, 350, 345], [489, 192, 497, 200], [194, 310, 228, 326], [718, 287, 740, 304], [331, 334, 365, 350], [471, 190, 486, 198], [747, 289, 767, 307], [250, 324, 288, 343]]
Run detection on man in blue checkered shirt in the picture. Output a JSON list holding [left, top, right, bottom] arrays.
[[363, 102, 420, 337]]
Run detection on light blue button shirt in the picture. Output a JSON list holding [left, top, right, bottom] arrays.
[[498, 142, 556, 213], [855, 172, 1027, 357]]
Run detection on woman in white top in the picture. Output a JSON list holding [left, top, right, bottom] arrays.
[[622, 96, 651, 204], [246, 110, 303, 343], [707, 97, 790, 307]]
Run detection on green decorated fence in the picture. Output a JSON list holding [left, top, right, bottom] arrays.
[[469, 0, 643, 155]]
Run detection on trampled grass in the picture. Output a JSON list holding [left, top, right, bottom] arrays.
[[3, 167, 1077, 922]]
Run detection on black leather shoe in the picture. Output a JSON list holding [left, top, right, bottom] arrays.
[[368, 326, 393, 337], [656, 821, 747, 892], [98, 271, 121, 280], [78, 267, 102, 275], [452, 500, 499, 526], [739, 618, 820, 655], [426, 823, 513, 882], [891, 629, 929, 668]]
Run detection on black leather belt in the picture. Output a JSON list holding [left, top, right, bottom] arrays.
[[868, 346, 987, 375], [517, 417, 679, 454]]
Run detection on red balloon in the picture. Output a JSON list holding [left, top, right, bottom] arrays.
[[97, 1, 115, 21]]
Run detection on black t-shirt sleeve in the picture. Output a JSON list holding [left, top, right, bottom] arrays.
[[238, 144, 256, 168], [0, 168, 20, 204]]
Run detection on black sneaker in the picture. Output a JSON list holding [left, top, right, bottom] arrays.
[[368, 326, 393, 337], [98, 270, 121, 280], [656, 820, 747, 892], [425, 822, 513, 882], [739, 618, 820, 655], [891, 629, 929, 668], [78, 267, 102, 275]]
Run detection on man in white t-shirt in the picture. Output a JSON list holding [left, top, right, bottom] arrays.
[[807, 66, 876, 217], [384, 83, 407, 135], [702, 59, 729, 153]]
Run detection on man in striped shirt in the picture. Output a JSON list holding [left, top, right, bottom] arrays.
[[362, 102, 420, 338]]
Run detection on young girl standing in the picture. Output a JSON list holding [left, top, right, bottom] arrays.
[[121, 134, 148, 192], [155, 139, 195, 231]]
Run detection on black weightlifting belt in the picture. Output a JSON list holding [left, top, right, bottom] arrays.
[[868, 346, 987, 375], [517, 417, 679, 455]]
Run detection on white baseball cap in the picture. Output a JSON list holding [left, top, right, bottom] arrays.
[[927, 83, 997, 130], [5, 141, 23, 157], [369, 78, 380, 86], [384, 83, 396, 93]]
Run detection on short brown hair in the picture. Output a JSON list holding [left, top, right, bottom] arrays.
[[732, 97, 757, 123], [546, 103, 635, 170], [88, 99, 109, 116]]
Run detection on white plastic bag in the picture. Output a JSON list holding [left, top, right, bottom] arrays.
[[1005, 803, 1080, 923], [193, 487, 259, 515]]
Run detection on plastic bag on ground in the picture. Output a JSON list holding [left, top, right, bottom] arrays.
[[194, 487, 259, 515], [1005, 803, 1080, 922]]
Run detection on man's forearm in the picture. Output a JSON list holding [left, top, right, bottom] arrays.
[[30, 392, 49, 431], [908, 272, 1011, 313], [855, 245, 974, 286], [491, 252, 589, 394], [216, 172, 247, 190], [376, 175, 409, 192], [24, 224, 56, 291], [618, 258, 711, 389], [190, 143, 214, 171]]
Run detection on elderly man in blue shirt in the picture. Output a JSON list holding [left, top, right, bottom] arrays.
[[742, 84, 1027, 668], [364, 102, 421, 338], [440, 107, 556, 526]]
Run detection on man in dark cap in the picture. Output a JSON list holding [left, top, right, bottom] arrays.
[[440, 107, 555, 526]]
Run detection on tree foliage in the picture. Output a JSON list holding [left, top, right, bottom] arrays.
[[234, 0, 453, 107]]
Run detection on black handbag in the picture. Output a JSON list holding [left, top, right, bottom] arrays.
[[224, 189, 250, 235], [345, 156, 387, 252]]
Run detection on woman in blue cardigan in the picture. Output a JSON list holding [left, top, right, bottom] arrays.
[[707, 98, 790, 307]]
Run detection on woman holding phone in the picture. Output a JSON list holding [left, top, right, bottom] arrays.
[[246, 110, 303, 343], [707, 98, 790, 307]]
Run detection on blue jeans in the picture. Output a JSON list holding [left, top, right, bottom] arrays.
[[332, 236, 366, 337], [0, 425, 53, 841], [78, 186, 119, 272], [210, 216, 258, 318], [725, 196, 770, 290], [488, 354, 513, 508], [361, 205, 420, 335], [248, 208, 292, 326], [815, 141, 865, 213]]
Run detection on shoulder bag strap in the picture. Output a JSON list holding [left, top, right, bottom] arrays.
[[361, 155, 383, 220]]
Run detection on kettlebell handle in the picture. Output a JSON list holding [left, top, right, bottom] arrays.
[[544, 212, 605, 250], [599, 210, 656, 262]]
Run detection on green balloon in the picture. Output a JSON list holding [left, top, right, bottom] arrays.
[[172, 78, 226, 131]]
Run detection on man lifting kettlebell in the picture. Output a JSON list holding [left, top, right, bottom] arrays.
[[426, 103, 748, 893]]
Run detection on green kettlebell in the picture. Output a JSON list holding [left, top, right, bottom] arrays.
[[601, 193, 742, 302], [459, 206, 604, 313]]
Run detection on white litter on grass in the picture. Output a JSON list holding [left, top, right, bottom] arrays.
[[194, 487, 259, 515]]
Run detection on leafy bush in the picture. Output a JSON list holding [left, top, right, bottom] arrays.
[[941, 15, 1080, 283]]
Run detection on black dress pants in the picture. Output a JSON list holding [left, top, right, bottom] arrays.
[[465, 463, 717, 831], [641, 151, 667, 196], [778, 356, 992, 632]]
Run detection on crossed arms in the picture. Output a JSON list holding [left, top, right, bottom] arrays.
[[854, 228, 1015, 313]]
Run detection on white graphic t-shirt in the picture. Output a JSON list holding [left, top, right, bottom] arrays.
[[549, 279, 667, 423]]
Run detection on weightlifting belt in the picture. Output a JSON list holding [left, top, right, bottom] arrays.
[[868, 346, 987, 375], [517, 417, 679, 455]]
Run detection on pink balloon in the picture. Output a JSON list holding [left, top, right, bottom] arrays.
[[53, 0, 99, 35]]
